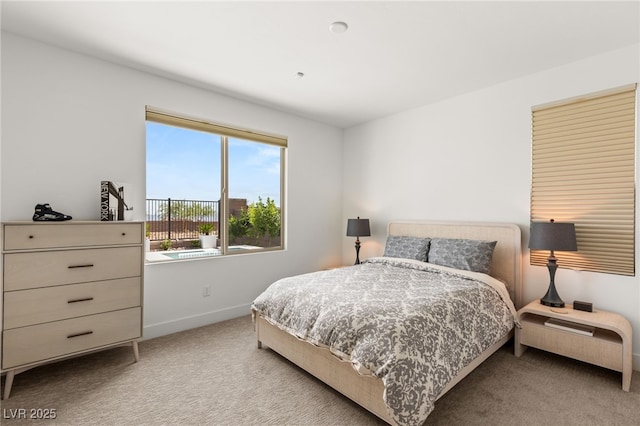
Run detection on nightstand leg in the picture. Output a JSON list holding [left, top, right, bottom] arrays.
[[514, 328, 527, 357], [3, 370, 15, 400], [622, 342, 632, 391]]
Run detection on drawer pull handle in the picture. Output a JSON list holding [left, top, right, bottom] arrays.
[[67, 331, 93, 339], [122, 232, 126, 236], [68, 297, 94, 304], [29, 235, 34, 239], [68, 264, 94, 269]]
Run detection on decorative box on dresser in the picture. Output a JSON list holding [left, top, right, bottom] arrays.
[[1, 221, 144, 399]]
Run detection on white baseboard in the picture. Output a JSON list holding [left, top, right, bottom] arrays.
[[142, 303, 252, 340]]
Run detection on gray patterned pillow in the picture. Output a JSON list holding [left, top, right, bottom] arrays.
[[383, 236, 430, 261], [428, 238, 497, 274]]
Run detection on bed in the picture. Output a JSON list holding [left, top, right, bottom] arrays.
[[252, 221, 522, 425]]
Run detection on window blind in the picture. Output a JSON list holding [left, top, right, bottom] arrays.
[[145, 107, 287, 147], [531, 84, 637, 276]]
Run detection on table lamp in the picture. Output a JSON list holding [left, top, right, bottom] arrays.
[[346, 217, 370, 265], [529, 219, 577, 307]]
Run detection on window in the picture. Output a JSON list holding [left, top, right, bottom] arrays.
[[530, 84, 636, 275], [145, 107, 286, 261]]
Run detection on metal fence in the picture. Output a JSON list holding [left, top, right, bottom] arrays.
[[146, 198, 219, 241]]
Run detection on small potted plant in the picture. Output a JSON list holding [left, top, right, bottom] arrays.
[[199, 223, 216, 249]]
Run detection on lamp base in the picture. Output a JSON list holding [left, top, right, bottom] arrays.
[[540, 298, 565, 308], [540, 283, 565, 308], [353, 239, 361, 265], [540, 255, 564, 308]]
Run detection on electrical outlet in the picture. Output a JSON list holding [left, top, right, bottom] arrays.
[[202, 285, 211, 297]]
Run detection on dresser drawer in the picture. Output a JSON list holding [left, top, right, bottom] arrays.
[[3, 222, 142, 250], [2, 307, 141, 369], [4, 247, 141, 291], [4, 277, 141, 329]]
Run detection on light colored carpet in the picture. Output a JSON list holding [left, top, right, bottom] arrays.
[[1, 315, 639, 425]]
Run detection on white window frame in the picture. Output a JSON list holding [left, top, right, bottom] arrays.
[[146, 106, 287, 259]]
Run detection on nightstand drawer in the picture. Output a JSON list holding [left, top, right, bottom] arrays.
[[3, 247, 141, 291], [2, 307, 141, 369], [3, 223, 142, 250], [520, 314, 623, 371], [3, 277, 141, 329]]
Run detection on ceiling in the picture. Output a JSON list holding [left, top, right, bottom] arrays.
[[2, 1, 639, 128]]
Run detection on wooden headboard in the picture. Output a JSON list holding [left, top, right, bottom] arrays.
[[388, 221, 523, 308]]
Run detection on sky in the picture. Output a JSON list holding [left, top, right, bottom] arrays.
[[146, 122, 281, 206]]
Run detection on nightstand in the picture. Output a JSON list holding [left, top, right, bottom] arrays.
[[515, 300, 632, 391]]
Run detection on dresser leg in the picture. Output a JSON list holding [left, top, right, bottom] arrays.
[[132, 341, 140, 363], [3, 370, 15, 400]]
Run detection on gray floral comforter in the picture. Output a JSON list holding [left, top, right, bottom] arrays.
[[251, 257, 516, 426]]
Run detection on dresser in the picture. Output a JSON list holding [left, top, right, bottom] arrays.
[[1, 221, 144, 399]]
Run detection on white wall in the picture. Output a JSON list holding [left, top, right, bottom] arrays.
[[343, 44, 640, 369], [1, 33, 344, 339], [3, 31, 639, 368]]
